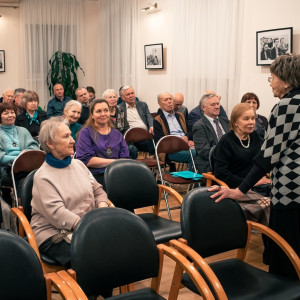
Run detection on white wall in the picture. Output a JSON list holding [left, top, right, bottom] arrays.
[[0, 7, 20, 94], [239, 0, 300, 119]]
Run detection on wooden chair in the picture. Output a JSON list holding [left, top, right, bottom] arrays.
[[0, 229, 84, 300], [11, 149, 46, 206], [104, 159, 183, 244], [170, 187, 300, 299], [155, 135, 203, 219], [59, 207, 215, 300]]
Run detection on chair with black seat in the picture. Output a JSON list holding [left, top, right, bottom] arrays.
[[11, 169, 65, 274], [0, 229, 84, 300], [59, 207, 215, 300], [124, 127, 164, 170], [170, 187, 300, 300], [11, 149, 46, 207], [104, 159, 182, 244], [155, 135, 204, 218]]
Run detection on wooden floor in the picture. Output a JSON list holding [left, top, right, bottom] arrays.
[[52, 183, 268, 300]]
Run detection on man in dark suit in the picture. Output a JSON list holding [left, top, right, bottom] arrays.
[[154, 92, 196, 171], [187, 90, 228, 140], [193, 93, 229, 174], [119, 85, 154, 156]]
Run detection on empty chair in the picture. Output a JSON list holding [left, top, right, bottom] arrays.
[[171, 187, 300, 299], [61, 207, 215, 299], [0, 229, 81, 300], [104, 159, 182, 244]]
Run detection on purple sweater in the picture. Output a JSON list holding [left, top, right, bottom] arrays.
[[76, 127, 130, 173]]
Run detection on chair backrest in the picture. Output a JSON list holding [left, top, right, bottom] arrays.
[[124, 127, 153, 143], [20, 169, 37, 222], [71, 207, 159, 297], [12, 150, 46, 174], [104, 159, 159, 211], [0, 230, 47, 300], [156, 135, 189, 157], [181, 187, 248, 258]]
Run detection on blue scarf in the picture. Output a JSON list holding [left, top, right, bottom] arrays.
[[26, 110, 39, 125], [46, 153, 71, 168]]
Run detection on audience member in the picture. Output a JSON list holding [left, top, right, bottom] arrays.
[[0, 102, 39, 206], [86, 86, 96, 104], [241, 92, 268, 143], [173, 92, 189, 120], [76, 99, 130, 188], [187, 90, 228, 139], [213, 103, 270, 224], [14, 88, 26, 114], [193, 93, 229, 174], [63, 100, 82, 141], [154, 92, 196, 171], [31, 117, 110, 284], [15, 90, 47, 138], [117, 85, 140, 105], [47, 83, 71, 118], [2, 89, 14, 103], [75, 87, 90, 125], [211, 54, 300, 279], [119, 85, 155, 157]]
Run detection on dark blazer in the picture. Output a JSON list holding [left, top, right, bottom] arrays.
[[270, 47, 283, 60], [187, 105, 228, 140], [260, 49, 271, 60], [119, 100, 153, 130], [193, 115, 229, 174], [15, 110, 47, 137], [153, 110, 187, 144], [78, 105, 89, 125]]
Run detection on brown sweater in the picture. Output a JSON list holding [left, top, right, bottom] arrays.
[[31, 159, 108, 247]]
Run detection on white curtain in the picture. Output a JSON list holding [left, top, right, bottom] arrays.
[[171, 0, 244, 114], [19, 0, 85, 109], [97, 0, 138, 96]]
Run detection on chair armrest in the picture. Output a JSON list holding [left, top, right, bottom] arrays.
[[248, 221, 300, 279], [11, 207, 41, 260], [45, 272, 83, 300], [202, 173, 229, 188], [170, 239, 227, 299], [56, 270, 88, 299], [158, 244, 220, 300]]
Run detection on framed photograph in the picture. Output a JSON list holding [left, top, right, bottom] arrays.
[[0, 50, 5, 72], [256, 27, 293, 66], [144, 43, 164, 69]]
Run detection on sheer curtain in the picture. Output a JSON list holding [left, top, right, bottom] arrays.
[[19, 0, 85, 109], [97, 0, 138, 95], [171, 0, 244, 113]]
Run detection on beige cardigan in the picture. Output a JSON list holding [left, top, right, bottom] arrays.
[[31, 159, 108, 247]]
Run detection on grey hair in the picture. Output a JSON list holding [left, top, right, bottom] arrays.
[[157, 92, 172, 103], [64, 100, 82, 113], [270, 54, 300, 89], [119, 85, 132, 96], [14, 88, 26, 96], [102, 89, 117, 99], [2, 88, 13, 96], [39, 116, 69, 153], [199, 93, 217, 107]]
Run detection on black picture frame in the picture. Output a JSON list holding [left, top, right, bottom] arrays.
[[0, 50, 5, 72], [256, 27, 293, 66], [144, 43, 164, 69]]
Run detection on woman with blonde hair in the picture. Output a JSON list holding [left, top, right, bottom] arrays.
[[76, 99, 130, 188]]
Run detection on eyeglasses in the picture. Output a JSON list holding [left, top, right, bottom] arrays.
[[268, 76, 273, 82]]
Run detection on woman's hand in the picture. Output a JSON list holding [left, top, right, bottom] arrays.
[[208, 185, 244, 202]]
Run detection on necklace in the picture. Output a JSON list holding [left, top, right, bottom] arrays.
[[1, 126, 18, 147], [99, 127, 112, 158], [234, 132, 250, 149]]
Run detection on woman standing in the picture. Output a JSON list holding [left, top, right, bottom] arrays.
[[102, 89, 129, 135], [76, 99, 130, 188], [211, 54, 300, 279], [241, 92, 268, 143], [15, 90, 47, 138], [63, 100, 82, 141], [213, 103, 270, 225]]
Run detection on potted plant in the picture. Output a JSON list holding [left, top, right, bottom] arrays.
[[47, 51, 85, 99]]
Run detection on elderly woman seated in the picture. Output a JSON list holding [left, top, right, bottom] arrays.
[[63, 100, 82, 141], [31, 117, 110, 270], [213, 103, 271, 226], [76, 99, 130, 188]]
